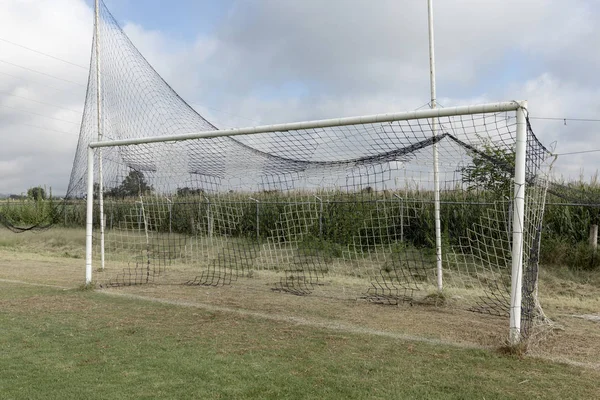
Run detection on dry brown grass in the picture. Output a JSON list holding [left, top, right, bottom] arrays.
[[103, 284, 507, 347]]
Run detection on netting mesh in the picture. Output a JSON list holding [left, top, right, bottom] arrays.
[[66, 1, 554, 337]]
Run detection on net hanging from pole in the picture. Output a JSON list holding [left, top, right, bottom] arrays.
[[67, 0, 554, 338]]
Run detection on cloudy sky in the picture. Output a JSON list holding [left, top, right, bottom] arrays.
[[1, 0, 599, 195]]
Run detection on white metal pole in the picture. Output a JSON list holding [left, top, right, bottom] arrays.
[[204, 196, 213, 238], [509, 101, 528, 345], [428, 0, 443, 292], [249, 197, 260, 239], [315, 195, 323, 238], [140, 197, 150, 247], [90, 102, 523, 149], [139, 197, 150, 281], [95, 0, 106, 271], [85, 147, 95, 284], [393, 194, 404, 242]]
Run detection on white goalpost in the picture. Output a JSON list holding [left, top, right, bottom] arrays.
[[510, 100, 528, 344], [427, 0, 443, 294], [82, 100, 543, 344]]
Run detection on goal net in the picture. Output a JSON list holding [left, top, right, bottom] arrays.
[[66, 0, 554, 341]]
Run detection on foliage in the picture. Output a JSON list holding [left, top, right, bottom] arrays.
[[0, 192, 56, 227], [5, 178, 600, 271], [27, 186, 46, 201], [176, 187, 204, 197], [106, 170, 153, 198], [461, 142, 515, 197], [540, 232, 600, 271]]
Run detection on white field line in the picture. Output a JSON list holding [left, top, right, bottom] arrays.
[[571, 314, 600, 322], [99, 289, 484, 349], [0, 278, 71, 290], [532, 356, 600, 372], [96, 291, 600, 371]]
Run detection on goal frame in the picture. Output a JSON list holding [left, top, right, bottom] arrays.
[[84, 100, 528, 344]]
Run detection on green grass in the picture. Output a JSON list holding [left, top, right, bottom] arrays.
[[0, 282, 598, 400]]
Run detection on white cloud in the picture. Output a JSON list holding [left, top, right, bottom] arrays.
[[0, 0, 91, 194], [2, 0, 600, 195]]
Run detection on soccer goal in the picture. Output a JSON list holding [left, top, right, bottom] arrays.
[[77, 101, 552, 344], [66, 0, 554, 345]]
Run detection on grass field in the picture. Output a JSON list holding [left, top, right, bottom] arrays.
[[1, 228, 599, 399]]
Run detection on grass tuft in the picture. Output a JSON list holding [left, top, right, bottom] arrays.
[[78, 283, 95, 291], [497, 340, 529, 358], [416, 291, 447, 307]]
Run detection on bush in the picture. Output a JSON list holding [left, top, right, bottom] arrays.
[[540, 232, 600, 271]]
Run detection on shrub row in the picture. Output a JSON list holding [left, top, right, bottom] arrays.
[[1, 190, 599, 270]]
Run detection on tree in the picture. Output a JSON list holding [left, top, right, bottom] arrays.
[[107, 170, 153, 198], [461, 143, 515, 197], [27, 186, 46, 201], [176, 187, 204, 197]]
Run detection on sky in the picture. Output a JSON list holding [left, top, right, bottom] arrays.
[[1, 0, 600, 195]]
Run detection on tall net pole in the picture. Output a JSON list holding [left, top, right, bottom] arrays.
[[85, 147, 94, 284], [509, 101, 528, 344], [427, 0, 443, 291], [95, 0, 105, 270]]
